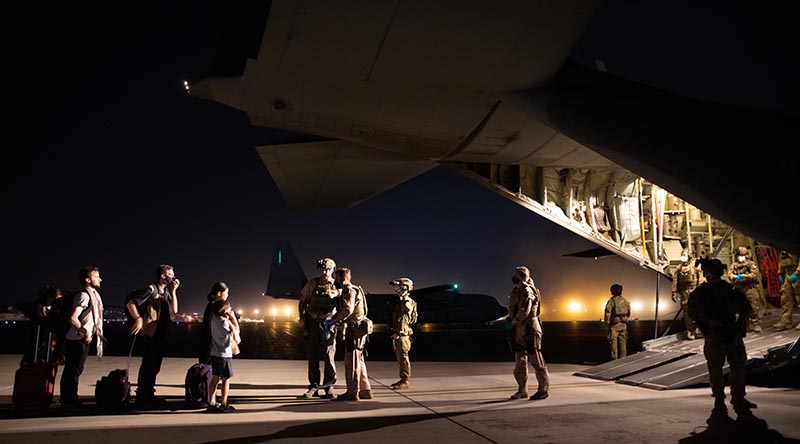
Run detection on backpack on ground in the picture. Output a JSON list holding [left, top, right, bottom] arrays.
[[185, 362, 213, 409], [95, 336, 135, 411]]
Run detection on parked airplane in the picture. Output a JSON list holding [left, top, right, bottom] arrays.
[[262, 242, 508, 325], [188, 1, 799, 286]]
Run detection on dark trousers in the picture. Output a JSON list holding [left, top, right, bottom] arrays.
[[60, 339, 89, 402], [305, 321, 337, 390], [136, 334, 165, 398]]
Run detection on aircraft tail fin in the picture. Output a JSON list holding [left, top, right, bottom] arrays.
[[265, 241, 307, 299]]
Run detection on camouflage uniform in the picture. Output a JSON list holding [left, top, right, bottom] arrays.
[[330, 283, 372, 399], [508, 281, 550, 399], [688, 273, 752, 408], [299, 276, 339, 393], [604, 292, 631, 360], [727, 248, 762, 332], [775, 251, 800, 330], [388, 286, 417, 388], [672, 260, 703, 337]]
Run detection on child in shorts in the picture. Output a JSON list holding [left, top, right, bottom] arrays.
[[208, 298, 240, 412]]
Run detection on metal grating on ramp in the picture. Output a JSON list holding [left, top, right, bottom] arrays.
[[573, 351, 691, 381], [617, 354, 709, 390]]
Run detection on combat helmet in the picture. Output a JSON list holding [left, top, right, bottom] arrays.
[[390, 277, 414, 292], [316, 257, 336, 270]]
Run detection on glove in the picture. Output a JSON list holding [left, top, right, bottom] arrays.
[[779, 275, 785, 284], [322, 319, 336, 340], [791, 273, 799, 283], [736, 273, 744, 281]]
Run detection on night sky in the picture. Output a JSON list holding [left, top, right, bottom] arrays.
[[8, 2, 793, 320]]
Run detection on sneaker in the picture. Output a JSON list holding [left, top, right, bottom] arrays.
[[529, 391, 549, 401], [335, 392, 358, 401], [221, 404, 236, 412], [392, 381, 410, 390], [358, 389, 373, 399], [731, 397, 758, 409], [300, 388, 318, 399], [509, 392, 528, 400], [319, 387, 336, 399], [205, 403, 223, 413]]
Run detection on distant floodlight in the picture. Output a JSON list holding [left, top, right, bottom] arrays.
[[254, 309, 260, 315], [183, 80, 188, 86], [567, 301, 582, 313], [452, 283, 459, 289], [283, 306, 293, 316], [631, 301, 643, 312], [269, 307, 278, 316]]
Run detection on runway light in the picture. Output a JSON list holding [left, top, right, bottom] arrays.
[[269, 307, 278, 316], [282, 306, 293, 316], [254, 309, 260, 315], [567, 301, 582, 313], [452, 283, 459, 289]]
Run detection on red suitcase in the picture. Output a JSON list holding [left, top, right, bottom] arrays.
[[12, 325, 57, 410]]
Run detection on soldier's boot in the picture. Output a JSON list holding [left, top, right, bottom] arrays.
[[731, 397, 758, 409], [529, 391, 549, 401], [753, 325, 762, 333], [335, 392, 358, 401], [390, 380, 405, 387], [773, 322, 791, 331], [509, 392, 528, 400], [392, 380, 410, 390], [358, 389, 373, 399]]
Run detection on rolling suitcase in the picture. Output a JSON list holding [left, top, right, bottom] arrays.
[[12, 325, 57, 410]]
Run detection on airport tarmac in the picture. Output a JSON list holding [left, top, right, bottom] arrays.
[[1, 355, 798, 443]]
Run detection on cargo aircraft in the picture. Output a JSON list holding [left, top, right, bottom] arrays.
[[188, 1, 799, 294]]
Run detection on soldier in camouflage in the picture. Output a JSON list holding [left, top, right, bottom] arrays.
[[727, 247, 762, 333], [671, 249, 704, 339], [387, 277, 417, 390], [507, 266, 550, 401], [604, 284, 631, 360], [774, 250, 800, 331], [298, 257, 340, 399], [330, 267, 373, 401], [688, 258, 756, 412]]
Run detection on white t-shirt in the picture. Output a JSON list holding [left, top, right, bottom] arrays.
[[65, 291, 95, 342], [210, 314, 232, 358]]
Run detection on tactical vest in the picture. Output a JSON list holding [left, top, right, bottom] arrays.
[[344, 285, 366, 322], [307, 281, 338, 320], [609, 296, 631, 325], [676, 264, 698, 288], [729, 261, 758, 288], [509, 285, 539, 321], [388, 295, 417, 335]]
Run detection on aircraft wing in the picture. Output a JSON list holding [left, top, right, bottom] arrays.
[[257, 139, 437, 207]]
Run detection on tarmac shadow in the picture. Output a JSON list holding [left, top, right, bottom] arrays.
[[678, 408, 800, 443], [195, 412, 469, 444]]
